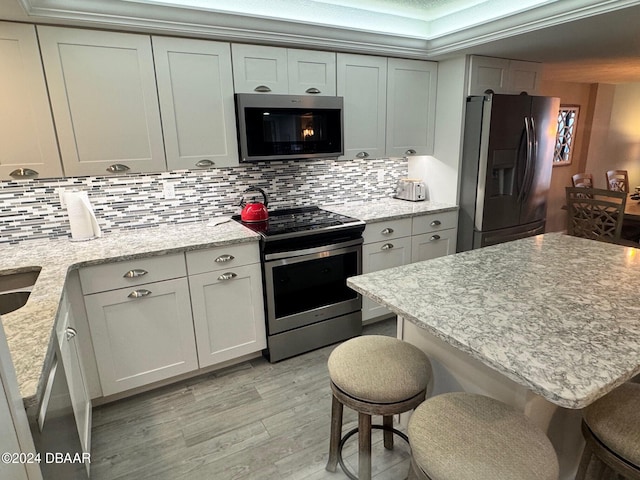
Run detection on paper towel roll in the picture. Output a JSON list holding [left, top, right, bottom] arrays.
[[63, 190, 102, 241]]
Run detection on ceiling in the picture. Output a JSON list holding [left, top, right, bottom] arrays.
[[3, 0, 640, 83]]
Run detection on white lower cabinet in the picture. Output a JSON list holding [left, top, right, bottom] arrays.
[[84, 278, 198, 396], [189, 263, 266, 367], [411, 229, 457, 262]]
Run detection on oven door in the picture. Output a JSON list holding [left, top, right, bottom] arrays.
[[264, 238, 362, 334]]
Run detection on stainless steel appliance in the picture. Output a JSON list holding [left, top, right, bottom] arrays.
[[457, 93, 560, 251], [394, 178, 426, 202], [233, 206, 365, 362], [235, 93, 344, 162]]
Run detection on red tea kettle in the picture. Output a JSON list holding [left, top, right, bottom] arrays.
[[239, 187, 269, 223]]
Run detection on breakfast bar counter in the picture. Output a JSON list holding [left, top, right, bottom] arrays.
[[347, 232, 640, 478]]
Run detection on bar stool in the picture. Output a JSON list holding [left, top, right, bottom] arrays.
[[407, 392, 559, 480], [575, 382, 640, 480], [325, 335, 432, 480]]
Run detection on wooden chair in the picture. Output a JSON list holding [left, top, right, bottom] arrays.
[[572, 172, 594, 188], [565, 187, 627, 243], [575, 382, 640, 480], [606, 169, 629, 192]]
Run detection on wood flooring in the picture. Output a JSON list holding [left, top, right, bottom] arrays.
[[90, 318, 411, 480]]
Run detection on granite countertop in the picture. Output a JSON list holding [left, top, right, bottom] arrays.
[[1, 197, 459, 403], [0, 219, 259, 402], [347, 232, 640, 409]]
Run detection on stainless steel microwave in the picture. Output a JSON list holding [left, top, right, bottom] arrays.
[[235, 93, 344, 162]]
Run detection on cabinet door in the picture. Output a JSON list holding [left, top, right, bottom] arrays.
[[189, 264, 267, 368], [287, 49, 336, 96], [507, 60, 542, 95], [57, 303, 91, 461], [85, 278, 197, 395], [0, 22, 62, 180], [362, 236, 411, 321], [337, 53, 387, 160], [38, 26, 166, 176], [231, 44, 288, 94], [467, 56, 510, 95], [386, 58, 437, 157], [411, 228, 457, 263], [153, 37, 239, 169]]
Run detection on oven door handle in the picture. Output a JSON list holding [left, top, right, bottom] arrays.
[[264, 237, 363, 262]]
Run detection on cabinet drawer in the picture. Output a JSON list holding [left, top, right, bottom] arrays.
[[79, 253, 186, 294], [185, 242, 260, 275], [412, 210, 458, 236], [411, 228, 457, 263], [363, 218, 412, 244]]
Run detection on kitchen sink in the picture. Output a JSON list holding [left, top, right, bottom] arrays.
[[0, 267, 41, 316]]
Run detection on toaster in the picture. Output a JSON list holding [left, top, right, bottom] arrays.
[[394, 179, 426, 202]]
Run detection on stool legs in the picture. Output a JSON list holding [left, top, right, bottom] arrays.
[[383, 415, 394, 450], [326, 394, 343, 472], [359, 412, 372, 480]]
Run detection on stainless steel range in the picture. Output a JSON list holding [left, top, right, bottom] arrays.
[[233, 206, 365, 362]]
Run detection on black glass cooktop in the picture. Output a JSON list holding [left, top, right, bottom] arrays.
[[232, 206, 364, 241]]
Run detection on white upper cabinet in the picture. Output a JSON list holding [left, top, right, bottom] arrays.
[[0, 22, 62, 180], [337, 53, 387, 160], [153, 37, 239, 169], [386, 58, 437, 157], [468, 55, 541, 95], [287, 48, 336, 95], [232, 44, 289, 94], [38, 26, 166, 177], [232, 44, 336, 95]]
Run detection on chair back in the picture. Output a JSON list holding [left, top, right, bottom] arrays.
[[606, 170, 629, 192], [572, 173, 594, 188], [566, 187, 627, 243]]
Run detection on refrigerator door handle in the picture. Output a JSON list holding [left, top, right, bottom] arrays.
[[517, 117, 533, 202], [522, 117, 538, 201]]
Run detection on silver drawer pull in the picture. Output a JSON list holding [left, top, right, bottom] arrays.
[[405, 149, 417, 155], [106, 163, 130, 173], [217, 272, 237, 281], [10, 168, 38, 178], [305, 87, 321, 94], [123, 269, 148, 278], [195, 159, 215, 168], [214, 254, 235, 263], [254, 85, 272, 93], [430, 235, 441, 241], [65, 327, 77, 341], [430, 220, 442, 227], [381, 227, 394, 235], [381, 243, 394, 250], [128, 289, 152, 299], [355, 151, 370, 159]]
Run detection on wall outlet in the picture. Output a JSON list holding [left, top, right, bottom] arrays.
[[57, 188, 66, 207], [162, 181, 176, 200], [377, 170, 385, 182]]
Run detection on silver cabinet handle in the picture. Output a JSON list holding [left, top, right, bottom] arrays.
[[381, 227, 394, 235], [381, 243, 394, 250], [217, 272, 237, 281], [430, 235, 441, 241], [254, 85, 272, 93], [215, 254, 235, 263], [405, 149, 417, 156], [430, 220, 441, 227], [106, 164, 130, 173], [305, 87, 321, 94], [195, 159, 215, 168], [355, 151, 370, 159], [10, 168, 38, 178], [123, 269, 148, 278], [65, 327, 77, 341], [128, 289, 152, 299]]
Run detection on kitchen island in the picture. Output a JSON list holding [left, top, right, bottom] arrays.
[[347, 233, 640, 479]]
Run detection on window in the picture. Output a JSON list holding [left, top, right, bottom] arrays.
[[553, 105, 579, 166]]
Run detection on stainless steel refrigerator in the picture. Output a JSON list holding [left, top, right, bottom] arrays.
[[457, 94, 560, 252]]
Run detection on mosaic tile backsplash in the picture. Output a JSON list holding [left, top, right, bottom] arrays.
[[0, 157, 407, 244]]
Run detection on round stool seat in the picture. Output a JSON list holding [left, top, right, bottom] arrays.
[[328, 335, 431, 404], [408, 392, 559, 480], [583, 382, 640, 467]]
